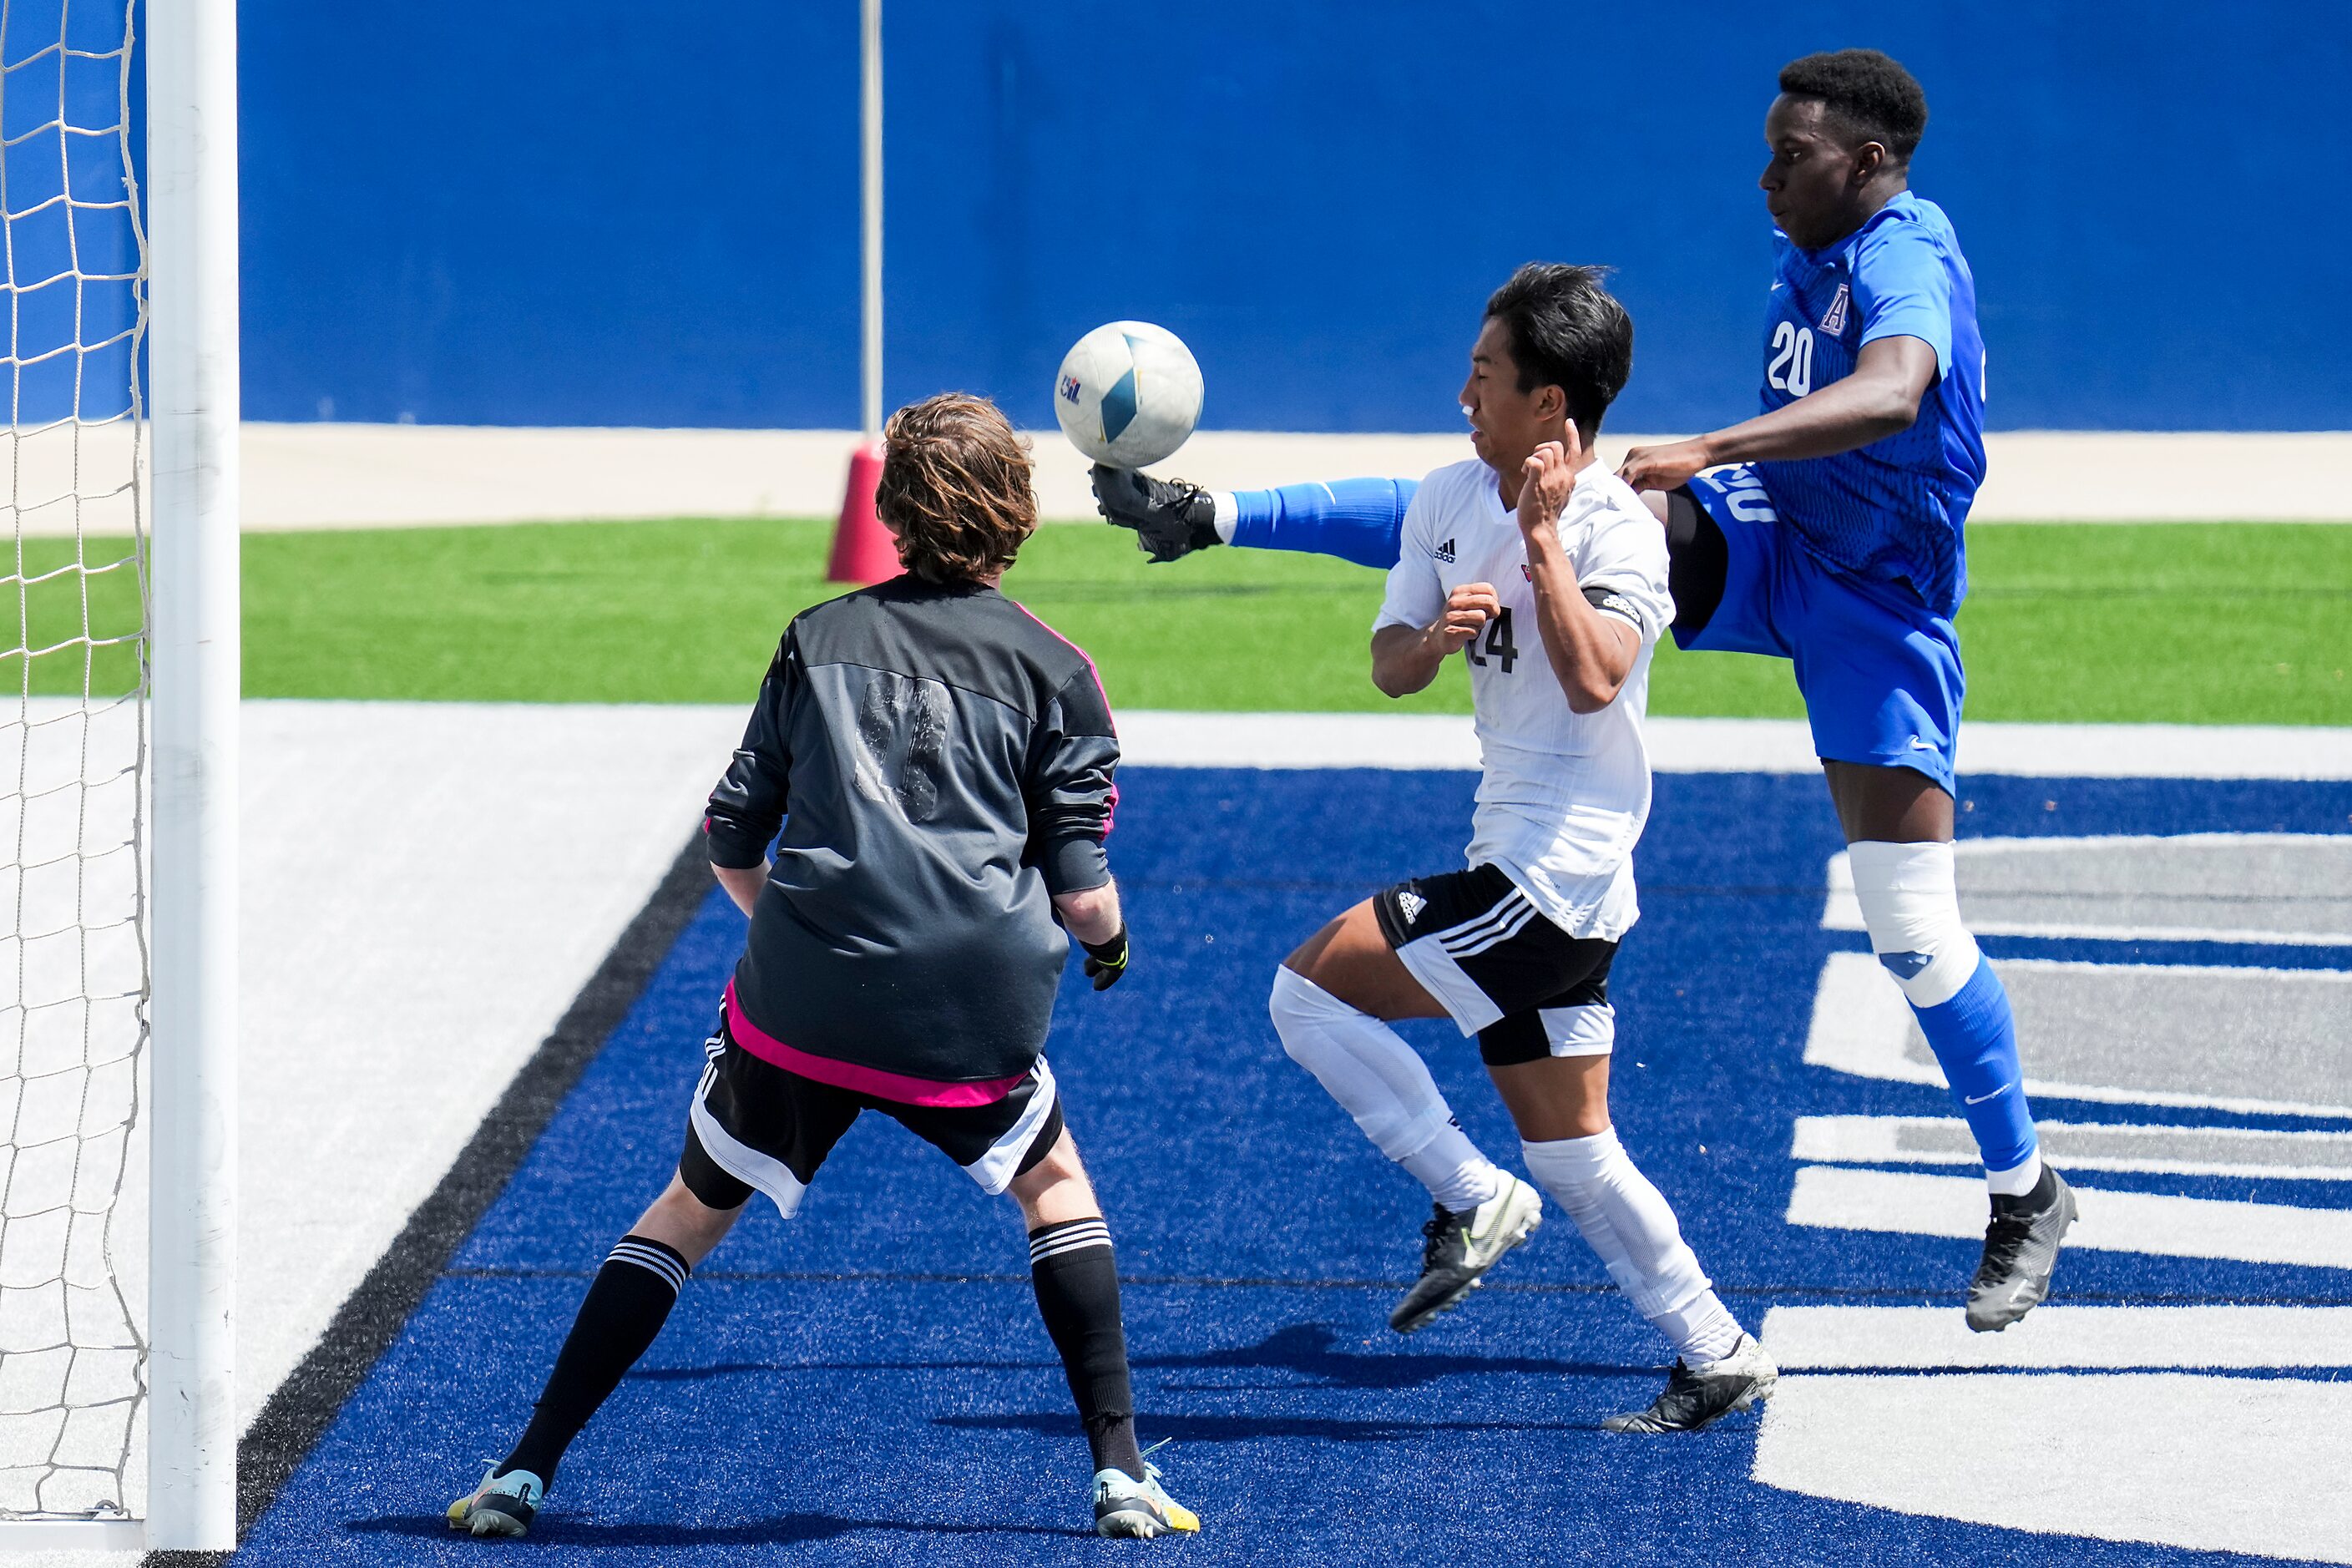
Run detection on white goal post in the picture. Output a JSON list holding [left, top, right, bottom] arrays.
[[0, 0, 238, 1550], [144, 0, 240, 1550]]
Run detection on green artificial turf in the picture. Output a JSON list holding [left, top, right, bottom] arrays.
[[7, 518, 2348, 725]]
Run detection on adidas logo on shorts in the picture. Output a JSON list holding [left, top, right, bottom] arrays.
[[1397, 889, 1427, 925], [1432, 539, 1456, 564]]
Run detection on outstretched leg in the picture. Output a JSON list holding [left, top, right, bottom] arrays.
[[1009, 1130, 1197, 1539], [450, 1174, 745, 1536]]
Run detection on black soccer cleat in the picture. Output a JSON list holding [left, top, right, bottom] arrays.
[[1090, 464, 1222, 564], [1604, 1333, 1778, 1434], [1966, 1165, 2077, 1333], [1388, 1176, 1543, 1334]]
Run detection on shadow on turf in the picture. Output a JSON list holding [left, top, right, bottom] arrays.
[[941, 1411, 1608, 1443], [619, 1323, 1660, 1395], [348, 1513, 1095, 1545], [1134, 1323, 1659, 1392]]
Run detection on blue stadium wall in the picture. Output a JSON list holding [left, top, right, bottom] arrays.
[[238, 0, 2351, 432]]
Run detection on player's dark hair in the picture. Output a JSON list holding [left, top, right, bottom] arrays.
[[878, 392, 1038, 584], [1484, 262, 1632, 440], [1778, 49, 1929, 163]]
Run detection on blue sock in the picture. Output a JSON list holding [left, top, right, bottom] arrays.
[[1909, 956, 2037, 1172], [1230, 478, 1413, 569]]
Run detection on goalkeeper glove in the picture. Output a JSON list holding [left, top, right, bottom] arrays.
[[1078, 927, 1130, 991], [1090, 464, 1222, 564]]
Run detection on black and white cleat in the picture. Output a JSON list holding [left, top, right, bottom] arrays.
[[1967, 1165, 2078, 1333], [1604, 1333, 1778, 1434], [1388, 1175, 1543, 1334]]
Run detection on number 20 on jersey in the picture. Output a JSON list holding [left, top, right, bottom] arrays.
[[1768, 321, 1814, 397]]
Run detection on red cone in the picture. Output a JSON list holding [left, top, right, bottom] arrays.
[[827, 442, 900, 584]]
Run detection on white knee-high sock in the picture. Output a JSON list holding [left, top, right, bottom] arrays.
[[1269, 967, 1502, 1211], [1520, 1130, 1744, 1363]]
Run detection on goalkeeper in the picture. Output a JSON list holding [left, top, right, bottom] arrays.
[[450, 392, 1197, 1542]]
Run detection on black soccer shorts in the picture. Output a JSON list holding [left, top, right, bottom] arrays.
[[1373, 862, 1619, 1067], [677, 1009, 1065, 1216]]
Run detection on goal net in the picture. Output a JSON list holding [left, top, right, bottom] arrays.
[[0, 0, 151, 1525]]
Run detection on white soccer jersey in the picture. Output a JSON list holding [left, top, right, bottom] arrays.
[[1374, 457, 1674, 941]]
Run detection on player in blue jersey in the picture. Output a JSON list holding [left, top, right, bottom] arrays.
[[1094, 49, 2075, 1332]]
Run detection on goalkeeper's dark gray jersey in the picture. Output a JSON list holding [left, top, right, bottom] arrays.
[[703, 576, 1118, 1087]]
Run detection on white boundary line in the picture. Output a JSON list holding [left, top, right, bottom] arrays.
[[1115, 711, 2352, 779], [1792, 1114, 2352, 1182], [1820, 833, 2352, 944], [1799, 951, 2352, 1119]]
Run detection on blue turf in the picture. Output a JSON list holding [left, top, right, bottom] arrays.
[[240, 769, 2352, 1565]]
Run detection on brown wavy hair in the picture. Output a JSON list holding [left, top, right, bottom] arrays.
[[876, 392, 1038, 584]]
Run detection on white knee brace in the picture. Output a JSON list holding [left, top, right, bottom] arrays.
[[1268, 967, 1452, 1160], [1846, 840, 1981, 1009]]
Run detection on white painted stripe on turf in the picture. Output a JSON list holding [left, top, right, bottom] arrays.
[[1753, 1371, 2352, 1563], [1760, 1303, 2352, 1370], [1786, 1165, 2352, 1270], [1801, 952, 1940, 1084], [1823, 834, 2352, 945], [1114, 711, 2352, 778], [1793, 1115, 2352, 1181], [1802, 953, 2352, 1118]]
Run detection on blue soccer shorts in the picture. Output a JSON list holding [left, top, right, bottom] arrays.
[[1669, 463, 1964, 794]]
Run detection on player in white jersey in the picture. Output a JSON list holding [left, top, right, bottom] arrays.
[[1268, 264, 1776, 1431]]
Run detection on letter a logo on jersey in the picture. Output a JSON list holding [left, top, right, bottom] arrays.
[[1819, 282, 1851, 335]]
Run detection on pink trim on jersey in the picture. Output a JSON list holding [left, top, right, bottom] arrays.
[[1009, 597, 1119, 834], [722, 981, 1025, 1107]]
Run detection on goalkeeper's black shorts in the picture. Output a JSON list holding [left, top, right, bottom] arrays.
[[675, 1001, 1064, 1217]]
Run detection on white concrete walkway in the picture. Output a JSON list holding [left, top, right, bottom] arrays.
[[44, 423, 2349, 532]]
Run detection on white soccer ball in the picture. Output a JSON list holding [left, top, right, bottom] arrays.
[[1052, 321, 1203, 469]]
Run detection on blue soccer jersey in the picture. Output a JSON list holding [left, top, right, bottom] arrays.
[[1752, 192, 1986, 615]]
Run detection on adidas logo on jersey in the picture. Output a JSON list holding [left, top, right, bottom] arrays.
[[1819, 282, 1851, 335], [1432, 539, 1456, 563]]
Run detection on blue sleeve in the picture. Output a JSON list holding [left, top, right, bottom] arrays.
[[1854, 225, 1955, 375], [1228, 477, 1416, 569]]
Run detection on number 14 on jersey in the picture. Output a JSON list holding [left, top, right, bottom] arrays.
[[1465, 608, 1518, 673]]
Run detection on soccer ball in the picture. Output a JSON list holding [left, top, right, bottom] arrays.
[[1052, 321, 1203, 469]]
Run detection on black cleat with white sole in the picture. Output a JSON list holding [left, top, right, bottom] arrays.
[[1967, 1164, 2077, 1333], [1604, 1333, 1778, 1434], [1388, 1175, 1543, 1334]]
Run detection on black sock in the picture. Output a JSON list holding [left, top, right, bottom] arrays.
[[1028, 1217, 1146, 1481], [498, 1235, 689, 1485]]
